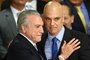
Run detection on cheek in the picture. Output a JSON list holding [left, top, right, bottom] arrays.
[[59, 20, 63, 25], [57, 21, 63, 29], [45, 24, 50, 29], [32, 30, 40, 36], [65, 18, 71, 23], [29, 32, 37, 41], [32, 30, 37, 35], [45, 22, 49, 26], [64, 21, 67, 25], [33, 31, 42, 41], [67, 20, 70, 23]]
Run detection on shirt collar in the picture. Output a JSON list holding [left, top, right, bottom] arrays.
[[81, 2, 85, 9], [10, 6, 25, 14], [48, 26, 65, 42], [20, 33, 36, 47], [10, 6, 20, 16]]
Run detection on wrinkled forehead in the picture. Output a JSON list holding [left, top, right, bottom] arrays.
[[27, 14, 43, 24]]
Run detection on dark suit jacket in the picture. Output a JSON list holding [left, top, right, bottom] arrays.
[[0, 1, 46, 59], [37, 0, 47, 14], [5, 33, 42, 60], [0, 8, 18, 59], [37, 27, 90, 60], [1, 0, 47, 14], [63, 0, 90, 34]]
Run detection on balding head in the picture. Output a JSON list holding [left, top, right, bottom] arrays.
[[43, 1, 63, 17], [44, 1, 62, 8], [43, 1, 64, 36]]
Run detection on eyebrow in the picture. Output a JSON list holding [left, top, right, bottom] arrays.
[[44, 16, 61, 19]]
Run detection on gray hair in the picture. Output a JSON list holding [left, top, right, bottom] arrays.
[[17, 10, 40, 30]]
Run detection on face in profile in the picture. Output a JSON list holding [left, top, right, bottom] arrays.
[[23, 15, 44, 43], [43, 2, 64, 36], [63, 5, 74, 29]]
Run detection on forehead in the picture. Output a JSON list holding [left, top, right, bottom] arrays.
[[63, 6, 69, 13], [27, 14, 43, 24], [44, 5, 63, 18]]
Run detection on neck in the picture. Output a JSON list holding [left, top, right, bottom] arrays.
[[74, 1, 83, 6], [11, 4, 25, 11], [28, 0, 33, 2]]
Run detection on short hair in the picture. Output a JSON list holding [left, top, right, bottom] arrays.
[[17, 10, 40, 30], [1, 0, 11, 10], [60, 2, 74, 16]]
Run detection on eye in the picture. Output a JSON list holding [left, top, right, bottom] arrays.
[[44, 17, 51, 21], [64, 17, 68, 20], [35, 25, 40, 28], [54, 17, 60, 21]]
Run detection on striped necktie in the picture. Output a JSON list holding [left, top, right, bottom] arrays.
[[76, 6, 87, 33], [52, 37, 58, 60]]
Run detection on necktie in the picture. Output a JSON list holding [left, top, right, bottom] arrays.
[[76, 6, 87, 33], [52, 37, 58, 60], [17, 12, 20, 17]]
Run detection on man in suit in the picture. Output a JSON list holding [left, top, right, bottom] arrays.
[[62, 2, 74, 29], [0, 0, 28, 59], [63, 0, 90, 35], [5, 10, 81, 60], [5, 10, 44, 60], [37, 1, 90, 60]]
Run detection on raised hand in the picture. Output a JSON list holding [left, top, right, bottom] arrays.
[[59, 38, 80, 60]]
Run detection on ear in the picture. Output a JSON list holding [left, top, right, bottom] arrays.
[[71, 15, 74, 23], [21, 25, 26, 33]]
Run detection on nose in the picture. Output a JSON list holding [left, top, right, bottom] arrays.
[[40, 26, 44, 34], [51, 20, 54, 26]]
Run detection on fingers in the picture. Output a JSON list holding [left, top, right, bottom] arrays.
[[64, 38, 81, 51], [74, 46, 81, 51], [67, 38, 76, 45], [60, 38, 81, 60], [62, 41, 66, 48], [66, 38, 80, 51], [72, 40, 80, 48], [67, 38, 80, 46], [70, 39, 79, 46]]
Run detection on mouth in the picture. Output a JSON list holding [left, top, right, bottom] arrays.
[[38, 35, 42, 37]]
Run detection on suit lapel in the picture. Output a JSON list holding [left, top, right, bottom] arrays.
[[84, 1, 90, 20], [58, 28, 73, 55], [17, 34, 43, 60], [5, 9, 18, 36], [37, 30, 48, 60]]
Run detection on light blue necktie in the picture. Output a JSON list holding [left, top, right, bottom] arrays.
[[52, 37, 58, 60]]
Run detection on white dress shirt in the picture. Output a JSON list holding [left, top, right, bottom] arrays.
[[45, 26, 65, 60], [25, 0, 37, 10], [20, 33, 38, 50], [10, 6, 25, 25]]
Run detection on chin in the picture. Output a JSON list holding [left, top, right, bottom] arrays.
[[37, 40, 41, 43], [37, 38, 41, 41]]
